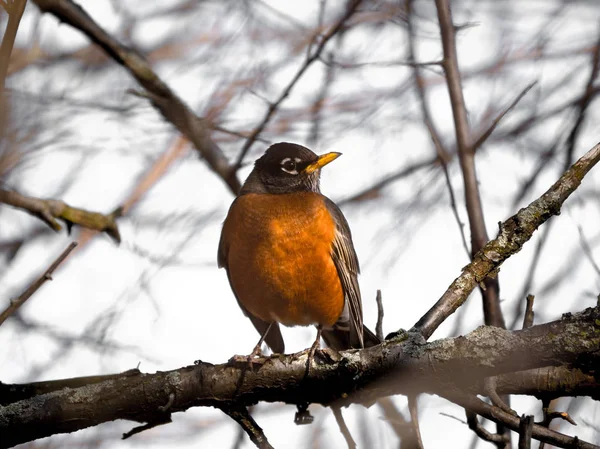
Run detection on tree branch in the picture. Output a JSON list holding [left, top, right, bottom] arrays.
[[0, 188, 121, 242], [411, 141, 600, 340], [31, 0, 241, 194], [2, 306, 600, 447]]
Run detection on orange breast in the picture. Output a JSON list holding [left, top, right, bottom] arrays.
[[222, 192, 344, 327]]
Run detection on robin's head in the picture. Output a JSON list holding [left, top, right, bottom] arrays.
[[241, 142, 341, 194]]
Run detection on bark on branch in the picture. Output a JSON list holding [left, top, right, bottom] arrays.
[[1, 306, 599, 448]]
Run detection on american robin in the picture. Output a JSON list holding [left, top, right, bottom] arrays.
[[218, 142, 379, 357]]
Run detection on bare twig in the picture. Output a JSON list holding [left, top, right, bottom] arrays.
[[31, 0, 241, 194], [0, 242, 77, 327], [518, 415, 534, 449], [221, 406, 274, 449], [522, 294, 535, 329], [375, 289, 384, 341], [0, 189, 121, 242], [332, 406, 357, 449], [471, 83, 536, 153], [232, 0, 363, 171], [411, 142, 600, 340]]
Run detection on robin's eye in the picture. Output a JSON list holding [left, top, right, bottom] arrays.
[[280, 158, 299, 175]]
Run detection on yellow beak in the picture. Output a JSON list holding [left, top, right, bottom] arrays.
[[303, 152, 342, 174]]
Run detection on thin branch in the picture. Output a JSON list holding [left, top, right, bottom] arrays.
[[471, 82, 536, 153], [31, 0, 241, 194], [435, 0, 505, 330], [221, 406, 274, 449], [232, 0, 363, 171], [0, 242, 77, 327], [375, 289, 384, 341], [0, 189, 122, 242], [332, 406, 357, 449], [408, 395, 424, 449], [339, 156, 437, 205], [411, 141, 600, 340], [0, 0, 27, 91], [406, 0, 469, 257]]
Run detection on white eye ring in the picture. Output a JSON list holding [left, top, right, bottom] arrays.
[[280, 157, 301, 175]]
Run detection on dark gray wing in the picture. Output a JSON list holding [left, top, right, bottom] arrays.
[[218, 210, 285, 353], [321, 196, 365, 349]]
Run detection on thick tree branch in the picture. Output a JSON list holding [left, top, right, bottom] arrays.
[[411, 142, 600, 340], [0, 188, 121, 242], [31, 0, 241, 194], [2, 306, 600, 448]]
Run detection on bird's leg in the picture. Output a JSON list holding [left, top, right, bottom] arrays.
[[248, 322, 274, 360], [230, 322, 273, 366], [305, 325, 323, 376]]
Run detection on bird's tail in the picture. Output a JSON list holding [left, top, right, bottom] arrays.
[[322, 324, 380, 351]]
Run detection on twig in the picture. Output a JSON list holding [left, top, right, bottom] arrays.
[[332, 406, 357, 449], [0, 189, 122, 242], [232, 0, 363, 171], [408, 395, 424, 449], [471, 83, 536, 153], [0, 0, 27, 92], [0, 242, 77, 327], [518, 415, 534, 449], [411, 141, 600, 340], [522, 294, 535, 329], [122, 416, 172, 439], [375, 289, 384, 341], [32, 0, 241, 194], [339, 156, 437, 205], [222, 405, 274, 449], [485, 377, 515, 415]]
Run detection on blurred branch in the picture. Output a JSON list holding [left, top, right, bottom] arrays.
[[471, 82, 536, 153], [332, 406, 356, 449], [0, 0, 27, 92], [406, 0, 469, 257], [0, 241, 76, 327], [411, 141, 600, 340], [220, 405, 274, 449], [435, 0, 505, 330], [31, 0, 241, 194], [232, 0, 363, 171], [0, 188, 122, 242], [3, 306, 600, 448]]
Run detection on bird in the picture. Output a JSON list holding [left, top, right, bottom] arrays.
[[218, 142, 380, 359]]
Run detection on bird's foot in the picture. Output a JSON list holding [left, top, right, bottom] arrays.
[[304, 338, 321, 377], [228, 343, 267, 367]]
